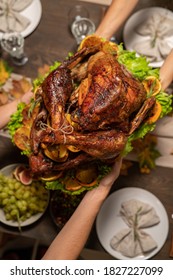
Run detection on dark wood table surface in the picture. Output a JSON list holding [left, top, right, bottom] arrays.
[[0, 0, 173, 260]]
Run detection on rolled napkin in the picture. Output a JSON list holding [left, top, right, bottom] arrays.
[[133, 12, 173, 62], [0, 0, 33, 33], [110, 199, 160, 258]]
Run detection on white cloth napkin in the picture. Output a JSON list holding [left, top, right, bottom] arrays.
[[110, 199, 160, 258], [0, 0, 33, 33], [134, 12, 173, 62]]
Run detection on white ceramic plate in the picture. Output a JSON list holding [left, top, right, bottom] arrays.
[[123, 7, 173, 67], [0, 0, 42, 39], [0, 163, 49, 227], [96, 187, 169, 259]]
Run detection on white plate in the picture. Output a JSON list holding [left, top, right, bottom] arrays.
[[0, 0, 42, 39], [123, 7, 173, 67], [96, 187, 169, 259], [0, 163, 49, 227]]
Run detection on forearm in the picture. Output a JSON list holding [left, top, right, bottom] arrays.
[[0, 99, 19, 129], [95, 0, 138, 40], [0, 90, 32, 130], [42, 190, 106, 260], [42, 158, 122, 260], [160, 49, 173, 90]]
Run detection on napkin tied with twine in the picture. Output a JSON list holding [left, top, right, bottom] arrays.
[[134, 12, 173, 62], [110, 199, 160, 258], [0, 0, 33, 33]]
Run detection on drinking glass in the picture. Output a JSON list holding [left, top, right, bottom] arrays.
[[71, 17, 96, 45], [68, 5, 89, 26], [1, 32, 28, 66]]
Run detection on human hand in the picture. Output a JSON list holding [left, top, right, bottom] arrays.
[[98, 157, 122, 190], [20, 89, 33, 104], [86, 157, 122, 201]]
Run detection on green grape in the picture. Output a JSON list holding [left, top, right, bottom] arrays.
[[23, 190, 30, 199], [2, 198, 9, 205], [0, 171, 48, 223], [0, 192, 8, 199], [9, 196, 16, 203], [10, 209, 19, 217]]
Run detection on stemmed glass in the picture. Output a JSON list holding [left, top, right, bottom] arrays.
[[71, 17, 96, 45], [1, 32, 28, 66], [68, 5, 89, 26], [68, 5, 95, 45]]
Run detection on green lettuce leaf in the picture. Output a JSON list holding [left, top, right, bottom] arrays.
[[117, 45, 159, 80], [8, 102, 26, 140], [45, 163, 112, 195]]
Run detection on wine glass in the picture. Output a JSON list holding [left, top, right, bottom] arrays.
[[68, 5, 89, 26], [1, 32, 28, 66], [71, 17, 96, 45]]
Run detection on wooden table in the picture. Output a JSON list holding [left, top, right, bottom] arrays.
[[1, 0, 107, 79], [0, 0, 173, 260]]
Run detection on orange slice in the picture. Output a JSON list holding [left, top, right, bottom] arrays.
[[64, 177, 82, 191], [78, 34, 103, 50], [13, 126, 31, 152], [101, 40, 118, 55], [75, 164, 98, 186], [43, 144, 68, 162], [65, 113, 78, 129], [146, 101, 162, 124], [41, 171, 63, 182], [142, 76, 161, 96], [67, 145, 80, 153]]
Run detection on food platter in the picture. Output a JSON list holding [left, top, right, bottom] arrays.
[[123, 7, 173, 67], [0, 0, 42, 39], [96, 187, 169, 259], [0, 164, 49, 227]]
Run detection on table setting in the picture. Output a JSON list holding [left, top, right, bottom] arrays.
[[96, 187, 169, 259], [0, 0, 42, 66], [0, 0, 42, 38], [0, 0, 173, 261], [123, 7, 173, 67]]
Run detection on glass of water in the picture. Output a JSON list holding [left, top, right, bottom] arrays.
[[1, 32, 28, 66], [68, 5, 89, 26], [71, 17, 96, 45]]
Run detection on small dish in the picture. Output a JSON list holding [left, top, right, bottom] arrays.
[[0, 163, 49, 227], [96, 187, 169, 259]]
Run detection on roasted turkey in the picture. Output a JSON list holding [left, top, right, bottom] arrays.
[[13, 37, 156, 178]]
